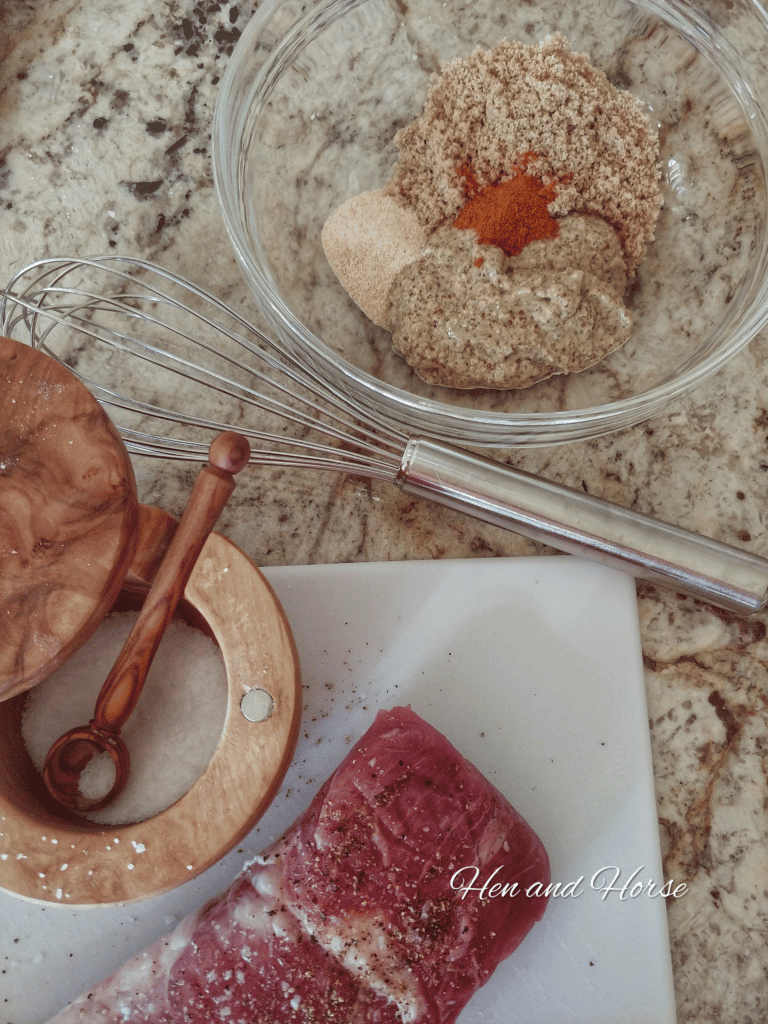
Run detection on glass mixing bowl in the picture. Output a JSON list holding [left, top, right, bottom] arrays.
[[213, 0, 768, 446]]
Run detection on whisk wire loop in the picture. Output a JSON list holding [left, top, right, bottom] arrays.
[[1, 256, 406, 480], [59, 297, 397, 465]]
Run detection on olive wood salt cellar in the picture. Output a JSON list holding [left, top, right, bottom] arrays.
[[0, 336, 302, 905]]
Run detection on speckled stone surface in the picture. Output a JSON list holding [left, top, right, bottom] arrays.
[[1, 1, 768, 1021]]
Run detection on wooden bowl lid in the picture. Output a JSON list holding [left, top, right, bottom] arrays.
[[0, 336, 138, 701]]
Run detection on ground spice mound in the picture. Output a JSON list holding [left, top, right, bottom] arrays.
[[386, 34, 661, 273], [454, 160, 561, 257]]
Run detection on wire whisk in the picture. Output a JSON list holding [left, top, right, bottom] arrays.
[[1, 256, 406, 481], [3, 254, 768, 617]]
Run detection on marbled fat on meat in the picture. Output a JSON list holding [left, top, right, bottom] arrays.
[[48, 706, 550, 1023]]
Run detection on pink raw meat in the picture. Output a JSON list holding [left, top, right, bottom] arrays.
[[48, 706, 550, 1023]]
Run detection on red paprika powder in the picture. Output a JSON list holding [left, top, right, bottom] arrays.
[[454, 156, 560, 257]]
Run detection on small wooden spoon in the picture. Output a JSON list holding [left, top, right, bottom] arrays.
[[42, 431, 251, 814]]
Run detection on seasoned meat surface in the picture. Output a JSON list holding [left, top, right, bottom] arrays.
[[48, 706, 550, 1023]]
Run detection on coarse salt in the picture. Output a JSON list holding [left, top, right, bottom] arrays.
[[21, 612, 228, 825]]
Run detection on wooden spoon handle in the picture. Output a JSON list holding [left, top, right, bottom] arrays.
[[92, 432, 251, 734]]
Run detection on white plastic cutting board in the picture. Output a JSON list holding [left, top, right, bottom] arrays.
[[0, 556, 676, 1023]]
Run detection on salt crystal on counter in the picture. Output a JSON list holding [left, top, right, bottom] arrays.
[[22, 612, 228, 824]]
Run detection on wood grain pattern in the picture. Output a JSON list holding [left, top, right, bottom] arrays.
[[0, 337, 138, 700], [90, 434, 250, 735], [0, 508, 302, 905], [42, 433, 251, 814]]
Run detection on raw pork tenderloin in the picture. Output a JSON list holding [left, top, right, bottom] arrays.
[[48, 705, 550, 1023]]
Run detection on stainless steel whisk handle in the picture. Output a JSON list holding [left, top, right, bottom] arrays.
[[398, 437, 768, 616]]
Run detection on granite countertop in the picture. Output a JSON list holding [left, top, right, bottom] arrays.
[[1, 1, 767, 1021]]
